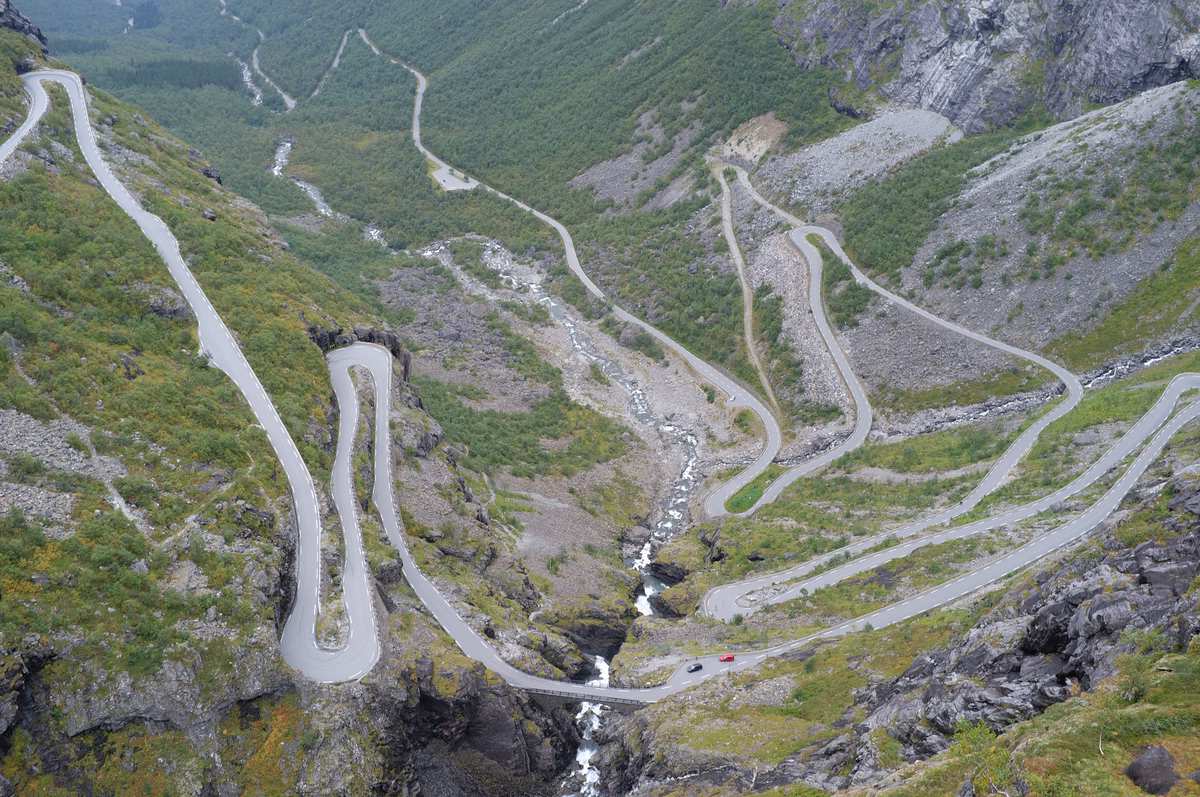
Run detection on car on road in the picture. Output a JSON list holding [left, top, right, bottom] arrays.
[[719, 653, 735, 663], [686, 662, 703, 673]]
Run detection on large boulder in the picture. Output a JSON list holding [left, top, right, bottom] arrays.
[[1125, 745, 1179, 795]]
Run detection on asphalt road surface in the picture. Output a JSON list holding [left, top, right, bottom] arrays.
[[7, 68, 1197, 705]]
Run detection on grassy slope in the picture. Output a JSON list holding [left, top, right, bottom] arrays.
[[0, 18, 391, 673], [0, 30, 389, 792]]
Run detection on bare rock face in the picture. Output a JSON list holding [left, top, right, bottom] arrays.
[[777, 0, 1200, 132], [0, 0, 47, 54]]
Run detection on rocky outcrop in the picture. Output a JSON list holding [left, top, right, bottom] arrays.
[[803, 494, 1200, 789], [601, 476, 1200, 794], [0, 0, 46, 55], [307, 324, 412, 380], [777, 0, 1200, 132]]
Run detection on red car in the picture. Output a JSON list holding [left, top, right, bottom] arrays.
[[719, 653, 735, 663]]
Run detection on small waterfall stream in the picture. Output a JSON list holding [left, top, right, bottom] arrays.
[[445, 243, 703, 796], [568, 656, 610, 797], [271, 140, 344, 219]]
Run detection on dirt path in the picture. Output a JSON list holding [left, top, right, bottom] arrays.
[[714, 163, 782, 420]]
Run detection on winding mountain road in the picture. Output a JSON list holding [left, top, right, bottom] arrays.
[[700, 167, 1088, 617], [0, 69, 377, 683], [355, 29, 781, 514], [7, 66, 1199, 707], [713, 163, 781, 418]]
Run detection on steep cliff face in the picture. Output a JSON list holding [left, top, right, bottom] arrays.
[[0, 0, 45, 54], [777, 0, 1200, 131]]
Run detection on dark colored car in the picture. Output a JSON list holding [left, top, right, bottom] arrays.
[[719, 653, 735, 663], [686, 662, 703, 673]]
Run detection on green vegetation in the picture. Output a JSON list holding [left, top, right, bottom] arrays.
[[1017, 110, 1200, 265], [921, 233, 1010, 290], [764, 532, 1014, 623], [0, 507, 187, 678], [362, 0, 852, 224], [1048, 235, 1200, 370], [876, 365, 1052, 414], [725, 463, 784, 514], [415, 380, 626, 478], [588, 361, 610, 385], [0, 26, 44, 99], [586, 202, 747, 375], [280, 221, 427, 326], [882, 641, 1200, 796], [841, 114, 1048, 282], [655, 469, 978, 611], [754, 284, 839, 423], [644, 608, 987, 766], [841, 422, 1017, 474], [599, 315, 667, 363], [103, 58, 243, 90], [447, 238, 499, 288], [38, 0, 858, 402], [810, 234, 874, 327], [968, 350, 1200, 512], [487, 312, 560, 385], [0, 42, 400, 763]]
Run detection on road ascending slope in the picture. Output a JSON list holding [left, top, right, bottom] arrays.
[[8, 66, 1200, 706], [355, 29, 782, 516], [713, 164, 781, 419], [0, 70, 379, 683], [701, 167, 1087, 617]]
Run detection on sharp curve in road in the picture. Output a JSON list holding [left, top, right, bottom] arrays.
[[700, 166, 1088, 618], [1, 69, 377, 683], [355, 29, 782, 517], [8, 65, 1199, 706]]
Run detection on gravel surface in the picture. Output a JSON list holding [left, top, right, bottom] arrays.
[[841, 296, 1025, 393], [898, 81, 1200, 353], [0, 409, 126, 482], [759, 108, 960, 217], [569, 110, 699, 209]]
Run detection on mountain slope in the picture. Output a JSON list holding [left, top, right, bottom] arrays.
[[0, 21, 589, 796], [778, 0, 1200, 132]]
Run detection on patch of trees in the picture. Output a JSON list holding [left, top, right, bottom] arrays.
[[104, 58, 242, 91]]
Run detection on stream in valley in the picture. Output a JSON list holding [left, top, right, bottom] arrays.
[[271, 140, 343, 219], [459, 243, 704, 796]]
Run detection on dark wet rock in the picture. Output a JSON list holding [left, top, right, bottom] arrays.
[[544, 603, 637, 661], [700, 526, 725, 564], [648, 560, 687, 586], [145, 285, 193, 320], [118, 352, 144, 380], [623, 525, 652, 547], [1125, 745, 1179, 795], [307, 324, 413, 379], [376, 559, 404, 585], [1019, 597, 1074, 654], [200, 165, 222, 184]]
